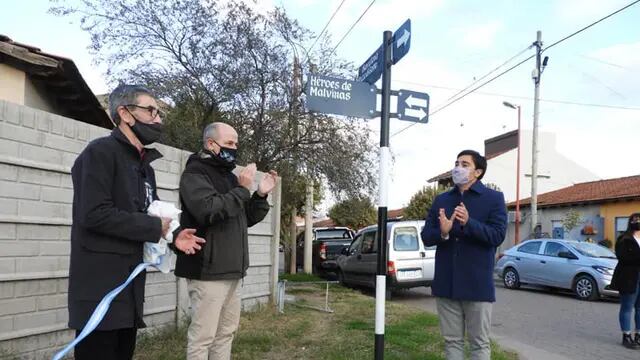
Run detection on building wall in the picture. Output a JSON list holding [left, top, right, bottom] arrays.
[[502, 204, 601, 253], [0, 100, 281, 359], [0, 64, 25, 105], [600, 200, 640, 245], [23, 76, 58, 114], [482, 130, 598, 203]]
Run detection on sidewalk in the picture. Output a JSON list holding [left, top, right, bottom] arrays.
[[492, 334, 574, 360]]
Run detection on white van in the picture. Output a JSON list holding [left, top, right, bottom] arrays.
[[336, 220, 435, 299]]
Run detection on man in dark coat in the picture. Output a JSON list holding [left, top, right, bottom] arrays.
[[422, 150, 507, 360], [68, 84, 205, 360], [175, 122, 277, 360]]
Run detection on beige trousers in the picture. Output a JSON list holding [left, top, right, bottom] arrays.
[[436, 297, 493, 360], [186, 279, 241, 360]]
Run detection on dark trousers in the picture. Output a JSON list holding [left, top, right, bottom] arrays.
[[74, 328, 137, 360]]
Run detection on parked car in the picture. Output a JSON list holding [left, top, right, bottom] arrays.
[[336, 220, 435, 299], [495, 238, 618, 301], [296, 227, 355, 276]]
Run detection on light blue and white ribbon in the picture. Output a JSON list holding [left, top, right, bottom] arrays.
[[52, 260, 158, 360], [52, 201, 180, 359]]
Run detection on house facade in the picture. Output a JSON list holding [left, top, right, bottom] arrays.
[[428, 129, 598, 203], [504, 175, 640, 251]]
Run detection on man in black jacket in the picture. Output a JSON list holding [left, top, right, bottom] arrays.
[[175, 122, 277, 360], [68, 84, 205, 360]]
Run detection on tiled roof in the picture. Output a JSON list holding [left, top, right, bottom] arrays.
[[508, 175, 640, 209]]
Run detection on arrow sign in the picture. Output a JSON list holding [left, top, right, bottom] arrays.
[[396, 29, 410, 49], [392, 19, 411, 64], [405, 94, 427, 109], [397, 89, 429, 123], [358, 45, 383, 85], [306, 74, 377, 119]]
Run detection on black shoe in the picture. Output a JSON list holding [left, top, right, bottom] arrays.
[[635, 333, 640, 345], [622, 334, 639, 349]]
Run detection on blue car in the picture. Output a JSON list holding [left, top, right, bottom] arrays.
[[495, 239, 618, 301]]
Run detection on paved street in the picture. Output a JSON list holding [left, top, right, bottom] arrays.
[[392, 283, 638, 360]]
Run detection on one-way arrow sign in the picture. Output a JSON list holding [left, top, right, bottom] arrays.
[[392, 19, 411, 64], [397, 89, 429, 123]]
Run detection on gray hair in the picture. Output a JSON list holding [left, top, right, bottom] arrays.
[[108, 84, 155, 124], [202, 122, 221, 145]]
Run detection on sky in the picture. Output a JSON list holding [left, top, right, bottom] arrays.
[[2, 0, 639, 211]]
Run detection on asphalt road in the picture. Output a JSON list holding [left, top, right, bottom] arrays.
[[392, 283, 639, 360]]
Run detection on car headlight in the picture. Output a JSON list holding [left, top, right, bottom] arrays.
[[592, 265, 613, 275]]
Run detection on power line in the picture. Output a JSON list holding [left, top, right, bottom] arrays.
[[446, 46, 531, 101], [330, 0, 376, 56], [303, 0, 348, 63], [393, 79, 640, 111], [543, 0, 640, 52], [391, 53, 536, 137], [391, 0, 640, 138]]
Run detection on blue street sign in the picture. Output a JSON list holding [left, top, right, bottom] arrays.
[[306, 74, 377, 118], [397, 89, 429, 123], [392, 19, 411, 64], [357, 45, 383, 84]]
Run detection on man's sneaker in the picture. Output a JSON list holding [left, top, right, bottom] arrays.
[[622, 334, 639, 349], [634, 333, 640, 345]]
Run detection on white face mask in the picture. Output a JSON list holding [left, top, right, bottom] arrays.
[[452, 166, 470, 185]]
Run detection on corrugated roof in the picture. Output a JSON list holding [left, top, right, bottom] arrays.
[[0, 35, 112, 128], [509, 175, 640, 209]]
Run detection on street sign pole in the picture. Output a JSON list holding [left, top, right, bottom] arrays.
[[374, 29, 392, 360]]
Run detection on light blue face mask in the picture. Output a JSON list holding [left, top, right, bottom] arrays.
[[452, 166, 470, 185]]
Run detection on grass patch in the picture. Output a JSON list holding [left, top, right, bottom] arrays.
[[279, 273, 325, 282], [135, 286, 518, 360]]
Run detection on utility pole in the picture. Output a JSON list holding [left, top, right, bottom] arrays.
[[530, 30, 542, 236], [304, 181, 313, 274], [289, 55, 302, 274]]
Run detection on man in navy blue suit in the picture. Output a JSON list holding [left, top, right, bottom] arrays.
[[422, 150, 507, 360]]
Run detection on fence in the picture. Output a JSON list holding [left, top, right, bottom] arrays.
[[0, 100, 281, 359]]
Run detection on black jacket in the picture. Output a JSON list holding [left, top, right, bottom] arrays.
[[68, 128, 163, 330], [611, 234, 640, 295], [174, 150, 270, 280]]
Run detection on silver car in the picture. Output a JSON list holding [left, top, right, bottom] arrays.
[[495, 239, 618, 301]]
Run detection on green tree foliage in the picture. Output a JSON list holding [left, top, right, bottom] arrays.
[[51, 0, 377, 250], [403, 185, 448, 220], [328, 196, 377, 230], [562, 209, 582, 235]]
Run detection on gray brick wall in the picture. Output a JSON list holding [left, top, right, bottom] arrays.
[[0, 100, 280, 359]]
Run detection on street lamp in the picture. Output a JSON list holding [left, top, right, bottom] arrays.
[[503, 101, 521, 245]]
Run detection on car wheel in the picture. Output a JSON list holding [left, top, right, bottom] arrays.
[[503, 267, 521, 289], [337, 270, 349, 287], [574, 275, 599, 301]]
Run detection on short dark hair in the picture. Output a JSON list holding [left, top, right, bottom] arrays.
[[108, 84, 155, 124], [620, 213, 640, 240], [457, 149, 487, 180]]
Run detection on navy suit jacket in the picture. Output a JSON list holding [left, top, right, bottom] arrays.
[[421, 181, 507, 302]]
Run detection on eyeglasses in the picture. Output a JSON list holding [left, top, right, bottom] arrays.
[[125, 104, 165, 119]]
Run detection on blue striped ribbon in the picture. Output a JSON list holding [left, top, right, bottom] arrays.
[[52, 260, 158, 360]]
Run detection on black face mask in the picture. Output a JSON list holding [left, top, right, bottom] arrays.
[[131, 121, 163, 145], [212, 140, 237, 165], [629, 222, 640, 231]]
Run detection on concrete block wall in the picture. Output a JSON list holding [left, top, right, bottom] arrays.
[[0, 100, 280, 359]]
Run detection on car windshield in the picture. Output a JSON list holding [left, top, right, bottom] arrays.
[[569, 242, 616, 259], [316, 229, 351, 239]]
